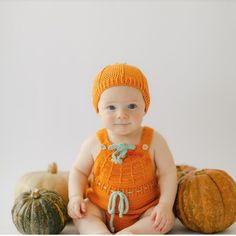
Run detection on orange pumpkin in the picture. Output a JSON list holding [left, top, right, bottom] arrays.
[[174, 168, 236, 233]]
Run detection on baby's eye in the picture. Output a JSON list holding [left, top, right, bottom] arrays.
[[127, 104, 137, 109], [107, 105, 116, 111]]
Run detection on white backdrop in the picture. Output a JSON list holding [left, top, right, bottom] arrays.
[[0, 0, 235, 233]]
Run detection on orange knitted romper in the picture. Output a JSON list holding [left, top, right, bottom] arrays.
[[86, 126, 160, 233]]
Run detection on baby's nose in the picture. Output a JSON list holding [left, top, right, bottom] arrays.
[[117, 108, 128, 119]]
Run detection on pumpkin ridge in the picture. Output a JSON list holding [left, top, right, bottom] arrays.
[[38, 190, 62, 234], [44, 190, 67, 209], [177, 178, 190, 229], [40, 198, 59, 233], [207, 170, 236, 230], [30, 199, 42, 234], [188, 175, 202, 232], [44, 191, 67, 226], [25, 198, 35, 233], [181, 181, 194, 229], [12, 199, 24, 232], [180, 181, 190, 226], [45, 189, 67, 204], [206, 170, 225, 231], [12, 197, 28, 234], [38, 198, 51, 233], [198, 173, 216, 232], [199, 171, 225, 232], [181, 177, 201, 232], [32, 197, 49, 234], [17, 197, 29, 233], [44, 194, 66, 227], [43, 190, 67, 233], [198, 174, 213, 232]]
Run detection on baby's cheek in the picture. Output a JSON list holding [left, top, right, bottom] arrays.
[[133, 114, 144, 123]]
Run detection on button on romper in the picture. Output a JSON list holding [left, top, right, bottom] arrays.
[[86, 126, 160, 233]]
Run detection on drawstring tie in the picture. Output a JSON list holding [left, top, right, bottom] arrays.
[[106, 144, 133, 232], [107, 191, 129, 233], [108, 143, 136, 164]]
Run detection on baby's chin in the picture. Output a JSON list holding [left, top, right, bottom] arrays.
[[110, 124, 139, 135]]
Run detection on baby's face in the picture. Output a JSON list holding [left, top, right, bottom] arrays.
[[98, 86, 146, 136]]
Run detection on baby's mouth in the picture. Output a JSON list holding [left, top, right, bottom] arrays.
[[114, 123, 131, 126]]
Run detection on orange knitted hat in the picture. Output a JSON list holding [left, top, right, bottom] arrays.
[[92, 63, 150, 113]]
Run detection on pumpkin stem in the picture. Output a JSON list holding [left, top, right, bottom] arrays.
[[195, 169, 206, 175], [31, 188, 41, 199], [48, 162, 58, 174]]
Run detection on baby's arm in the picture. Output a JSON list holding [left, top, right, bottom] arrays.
[[67, 136, 95, 219], [151, 131, 177, 232]]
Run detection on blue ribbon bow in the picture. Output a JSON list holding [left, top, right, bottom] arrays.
[[108, 143, 136, 164]]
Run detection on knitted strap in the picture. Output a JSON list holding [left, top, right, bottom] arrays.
[[96, 128, 109, 145], [141, 126, 154, 146], [107, 191, 129, 233]]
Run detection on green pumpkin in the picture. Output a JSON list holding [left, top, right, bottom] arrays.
[[12, 188, 68, 234]]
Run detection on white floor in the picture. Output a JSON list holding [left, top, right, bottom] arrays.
[[60, 221, 236, 235], [4, 215, 236, 234]]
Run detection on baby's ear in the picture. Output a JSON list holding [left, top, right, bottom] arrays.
[[97, 108, 103, 117]]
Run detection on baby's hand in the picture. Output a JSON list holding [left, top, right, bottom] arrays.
[[150, 202, 175, 233], [67, 196, 87, 219]]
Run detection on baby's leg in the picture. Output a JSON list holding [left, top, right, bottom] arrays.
[[116, 206, 175, 234], [73, 198, 111, 234]]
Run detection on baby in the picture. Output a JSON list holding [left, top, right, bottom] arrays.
[[68, 63, 177, 234]]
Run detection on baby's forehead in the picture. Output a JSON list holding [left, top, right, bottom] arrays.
[[100, 86, 143, 102]]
